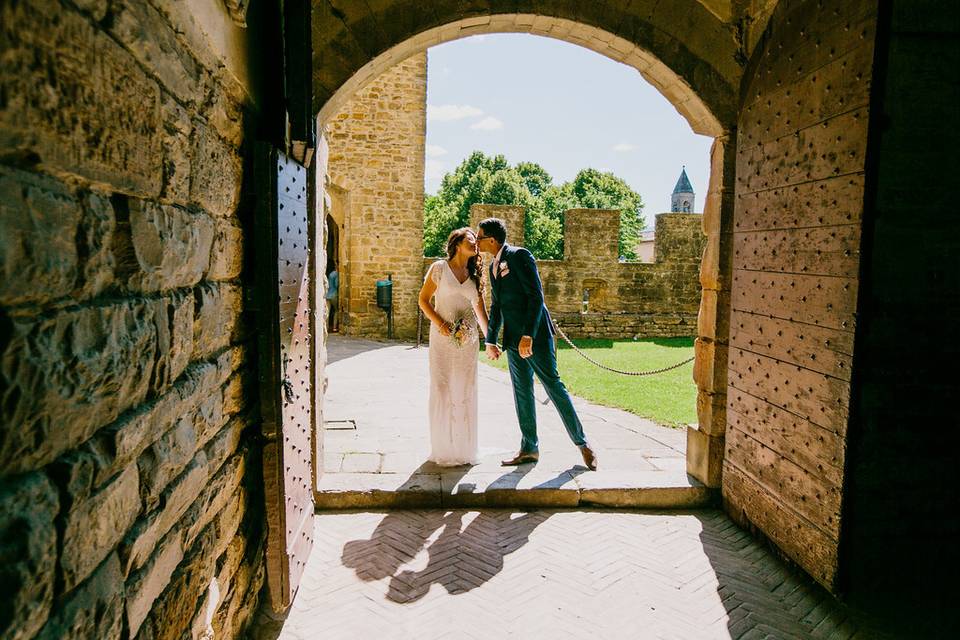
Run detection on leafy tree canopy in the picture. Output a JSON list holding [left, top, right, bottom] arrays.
[[424, 151, 645, 260]]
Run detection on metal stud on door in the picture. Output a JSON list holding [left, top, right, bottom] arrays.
[[255, 144, 314, 611]]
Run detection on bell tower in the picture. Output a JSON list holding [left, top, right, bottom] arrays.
[[671, 166, 695, 213]]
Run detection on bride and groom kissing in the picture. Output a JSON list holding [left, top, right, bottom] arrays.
[[418, 217, 598, 471]]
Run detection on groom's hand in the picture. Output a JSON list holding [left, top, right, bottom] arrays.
[[485, 343, 501, 360], [519, 336, 533, 359]]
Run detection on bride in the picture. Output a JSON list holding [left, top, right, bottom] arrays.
[[418, 228, 490, 466]]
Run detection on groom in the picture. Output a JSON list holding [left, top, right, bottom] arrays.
[[476, 218, 598, 471]]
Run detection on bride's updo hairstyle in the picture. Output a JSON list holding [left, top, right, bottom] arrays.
[[446, 227, 484, 297]]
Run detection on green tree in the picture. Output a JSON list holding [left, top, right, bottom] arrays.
[[423, 152, 645, 261], [422, 194, 459, 257], [515, 162, 552, 198]]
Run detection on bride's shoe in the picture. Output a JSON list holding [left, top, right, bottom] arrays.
[[501, 452, 539, 466]]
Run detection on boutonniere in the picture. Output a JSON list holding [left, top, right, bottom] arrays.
[[498, 262, 510, 277]]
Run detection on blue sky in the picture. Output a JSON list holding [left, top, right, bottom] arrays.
[[425, 34, 713, 219]]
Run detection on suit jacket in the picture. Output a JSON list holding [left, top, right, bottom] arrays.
[[486, 244, 554, 349]]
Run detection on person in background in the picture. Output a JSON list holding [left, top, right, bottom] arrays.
[[326, 263, 340, 333]]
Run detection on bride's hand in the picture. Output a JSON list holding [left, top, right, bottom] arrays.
[[437, 321, 453, 337]]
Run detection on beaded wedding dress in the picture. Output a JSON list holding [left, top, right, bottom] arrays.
[[426, 260, 480, 466]]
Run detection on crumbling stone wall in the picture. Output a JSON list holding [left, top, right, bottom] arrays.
[[420, 204, 705, 340], [0, 1, 266, 638], [325, 53, 427, 340], [541, 211, 705, 338]]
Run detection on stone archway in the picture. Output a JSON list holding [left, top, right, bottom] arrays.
[[305, 0, 890, 598], [309, 3, 740, 496]]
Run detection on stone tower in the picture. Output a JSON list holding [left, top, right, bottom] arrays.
[[671, 167, 695, 213]]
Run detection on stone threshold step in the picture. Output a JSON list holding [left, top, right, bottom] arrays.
[[314, 469, 717, 510]]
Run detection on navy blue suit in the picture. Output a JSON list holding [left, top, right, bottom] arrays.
[[486, 244, 587, 454]]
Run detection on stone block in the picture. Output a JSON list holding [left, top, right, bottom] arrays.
[[139, 416, 199, 511], [221, 370, 250, 417], [78, 190, 117, 299], [0, 0, 162, 196], [575, 470, 714, 509], [181, 450, 247, 550], [0, 472, 58, 640], [0, 299, 160, 475], [110, 0, 202, 104], [206, 71, 247, 148], [696, 288, 731, 343], [189, 123, 242, 218], [125, 528, 185, 638], [696, 389, 728, 437], [89, 361, 221, 488], [700, 232, 721, 290], [35, 553, 124, 640], [152, 291, 195, 394], [0, 168, 80, 306], [127, 199, 214, 292], [123, 423, 244, 575], [192, 282, 245, 360], [314, 473, 442, 509], [159, 92, 192, 205], [195, 390, 227, 449], [122, 454, 207, 574], [686, 425, 724, 488], [61, 464, 141, 591], [692, 337, 728, 394], [208, 219, 244, 281]]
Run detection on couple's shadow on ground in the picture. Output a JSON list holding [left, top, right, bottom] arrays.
[[341, 463, 587, 604]]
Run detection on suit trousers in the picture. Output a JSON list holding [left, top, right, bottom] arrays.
[[505, 336, 587, 453]]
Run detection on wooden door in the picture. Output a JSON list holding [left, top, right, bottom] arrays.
[[255, 144, 314, 611]]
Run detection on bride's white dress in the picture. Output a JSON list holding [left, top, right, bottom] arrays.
[[426, 260, 480, 466]]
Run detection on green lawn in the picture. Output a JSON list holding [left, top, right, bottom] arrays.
[[479, 337, 697, 427]]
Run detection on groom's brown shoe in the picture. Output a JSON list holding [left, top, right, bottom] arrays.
[[580, 445, 598, 471], [501, 452, 539, 466]]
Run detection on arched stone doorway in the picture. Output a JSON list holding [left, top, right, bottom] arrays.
[[309, 7, 739, 496], [294, 0, 880, 604]]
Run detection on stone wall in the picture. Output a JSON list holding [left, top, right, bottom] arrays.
[[421, 204, 705, 341], [722, 0, 877, 593], [325, 53, 427, 340], [0, 1, 267, 638]]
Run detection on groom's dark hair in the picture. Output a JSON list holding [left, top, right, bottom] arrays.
[[478, 218, 507, 245]]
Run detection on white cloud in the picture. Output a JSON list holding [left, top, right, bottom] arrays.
[[425, 144, 448, 157], [427, 104, 484, 122], [470, 116, 504, 131], [613, 143, 637, 152], [425, 158, 447, 183]]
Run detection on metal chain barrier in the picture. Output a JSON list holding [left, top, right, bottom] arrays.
[[551, 321, 695, 377]]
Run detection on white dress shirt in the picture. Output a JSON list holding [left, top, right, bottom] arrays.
[[492, 245, 505, 278]]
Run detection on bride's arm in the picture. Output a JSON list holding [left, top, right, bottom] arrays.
[[473, 297, 490, 338], [419, 264, 452, 336]]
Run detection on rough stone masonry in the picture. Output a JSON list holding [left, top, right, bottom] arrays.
[[0, 1, 266, 638]]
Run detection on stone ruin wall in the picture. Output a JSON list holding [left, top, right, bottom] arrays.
[[324, 53, 427, 340], [0, 2, 266, 638], [418, 204, 705, 341]]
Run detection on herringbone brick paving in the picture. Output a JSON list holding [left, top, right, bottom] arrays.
[[276, 509, 889, 640]]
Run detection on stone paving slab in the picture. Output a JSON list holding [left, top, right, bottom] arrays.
[[318, 336, 699, 509]]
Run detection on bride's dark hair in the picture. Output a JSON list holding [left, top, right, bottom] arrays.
[[445, 228, 484, 297]]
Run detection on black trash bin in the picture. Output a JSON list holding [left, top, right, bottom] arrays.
[[376, 277, 393, 338], [376, 279, 392, 311]]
